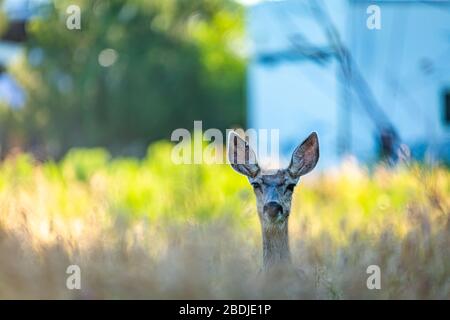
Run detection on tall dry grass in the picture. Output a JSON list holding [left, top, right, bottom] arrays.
[[0, 142, 449, 299]]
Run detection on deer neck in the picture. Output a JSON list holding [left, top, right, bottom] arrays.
[[261, 221, 291, 270]]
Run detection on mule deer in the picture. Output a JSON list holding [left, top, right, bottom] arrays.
[[227, 131, 319, 271]]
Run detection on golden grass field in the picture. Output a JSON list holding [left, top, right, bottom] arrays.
[[0, 142, 449, 299]]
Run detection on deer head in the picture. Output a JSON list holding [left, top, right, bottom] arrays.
[[227, 131, 319, 269]]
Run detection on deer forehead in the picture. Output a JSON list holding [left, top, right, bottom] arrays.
[[250, 169, 297, 186]]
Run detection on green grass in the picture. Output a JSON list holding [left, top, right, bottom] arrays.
[[0, 142, 449, 299]]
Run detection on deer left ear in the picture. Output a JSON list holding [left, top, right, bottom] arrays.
[[227, 131, 260, 178], [288, 132, 319, 178]]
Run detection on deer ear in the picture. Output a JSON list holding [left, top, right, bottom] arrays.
[[288, 132, 319, 178], [227, 131, 260, 178]]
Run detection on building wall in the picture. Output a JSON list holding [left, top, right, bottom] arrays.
[[347, 1, 450, 162], [247, 0, 450, 168], [247, 0, 347, 169]]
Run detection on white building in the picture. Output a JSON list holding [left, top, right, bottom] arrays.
[[247, 0, 450, 168]]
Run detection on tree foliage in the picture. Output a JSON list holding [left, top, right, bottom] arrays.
[[4, 0, 245, 158]]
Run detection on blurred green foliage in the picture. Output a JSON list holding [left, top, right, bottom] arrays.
[[2, 0, 245, 158], [0, 10, 7, 36]]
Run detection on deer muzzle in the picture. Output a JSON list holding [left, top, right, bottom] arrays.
[[263, 201, 285, 221]]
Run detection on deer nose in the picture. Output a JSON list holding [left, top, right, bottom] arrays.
[[264, 202, 283, 219]]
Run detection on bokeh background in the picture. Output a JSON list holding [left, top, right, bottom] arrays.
[[0, 0, 449, 299], [0, 0, 246, 159]]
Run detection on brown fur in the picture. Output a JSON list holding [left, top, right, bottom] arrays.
[[228, 132, 320, 270]]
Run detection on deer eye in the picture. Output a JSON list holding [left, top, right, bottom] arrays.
[[286, 184, 296, 193], [251, 182, 261, 189]]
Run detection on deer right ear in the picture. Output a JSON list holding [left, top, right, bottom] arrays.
[[227, 131, 260, 178], [288, 132, 319, 178]]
